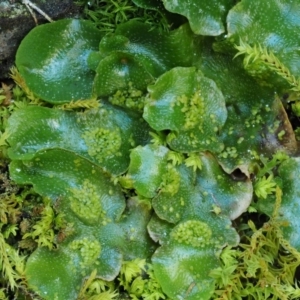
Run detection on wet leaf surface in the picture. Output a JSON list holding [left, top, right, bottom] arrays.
[[11, 150, 155, 299], [6, 103, 150, 176], [127, 144, 169, 198], [92, 22, 196, 96], [277, 158, 300, 250], [6, 2, 300, 297], [162, 0, 234, 36], [152, 242, 220, 300], [194, 39, 297, 175], [144, 67, 227, 153], [223, 0, 300, 90], [16, 19, 103, 103]]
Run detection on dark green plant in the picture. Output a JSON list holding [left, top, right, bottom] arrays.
[[76, 0, 171, 33], [1, 0, 300, 299]]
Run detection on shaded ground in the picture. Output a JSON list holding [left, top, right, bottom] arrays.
[[0, 0, 82, 80]]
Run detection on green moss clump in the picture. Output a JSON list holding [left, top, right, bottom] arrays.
[[211, 188, 300, 299]]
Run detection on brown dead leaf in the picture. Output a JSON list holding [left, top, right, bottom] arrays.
[[0, 82, 13, 106]]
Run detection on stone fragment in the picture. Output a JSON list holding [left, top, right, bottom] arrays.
[[0, 0, 82, 79]]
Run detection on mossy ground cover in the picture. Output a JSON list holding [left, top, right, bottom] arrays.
[[1, 0, 300, 299]]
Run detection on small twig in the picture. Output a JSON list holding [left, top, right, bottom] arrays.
[[22, 0, 53, 24]]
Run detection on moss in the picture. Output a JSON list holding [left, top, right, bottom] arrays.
[[3, 1, 300, 299], [56, 98, 100, 110], [184, 152, 202, 171], [22, 200, 61, 250], [76, 0, 170, 34], [235, 39, 300, 95], [10, 67, 41, 104], [211, 188, 300, 299]]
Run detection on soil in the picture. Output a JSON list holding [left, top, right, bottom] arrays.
[[0, 0, 83, 80]]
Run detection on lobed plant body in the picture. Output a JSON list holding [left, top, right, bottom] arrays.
[[1, 0, 300, 299]]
